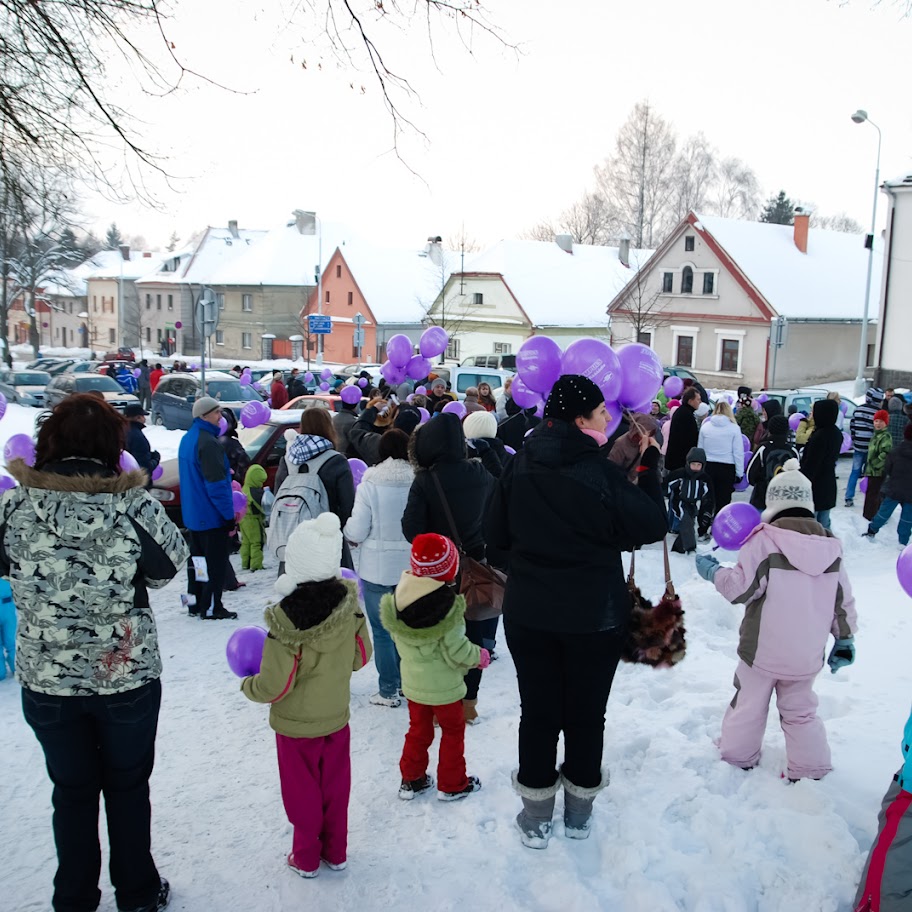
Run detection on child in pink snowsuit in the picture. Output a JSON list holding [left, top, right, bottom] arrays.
[[695, 460, 857, 780], [241, 514, 372, 877]]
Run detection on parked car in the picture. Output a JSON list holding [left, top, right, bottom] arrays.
[[0, 370, 51, 407], [43, 359, 82, 377], [759, 388, 857, 451], [25, 358, 65, 371], [150, 411, 304, 525], [460, 353, 516, 371], [664, 365, 702, 384], [104, 347, 135, 362], [150, 370, 265, 430], [281, 394, 367, 413], [43, 373, 139, 412], [427, 365, 513, 400]]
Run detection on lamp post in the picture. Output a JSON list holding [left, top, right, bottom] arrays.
[[300, 210, 324, 367], [850, 109, 882, 398], [426, 235, 445, 363]]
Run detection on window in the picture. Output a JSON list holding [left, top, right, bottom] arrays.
[[703, 273, 715, 295], [325, 290, 330, 304], [494, 342, 512, 354], [685, 236, 695, 252], [336, 264, 342, 278], [446, 338, 460, 360], [242, 294, 252, 312], [720, 338, 739, 372], [93, 297, 97, 312], [167, 294, 173, 311], [145, 327, 151, 342], [242, 332, 252, 350], [146, 294, 151, 310], [676, 335, 694, 367], [662, 272, 673, 293], [473, 292, 484, 307], [347, 291, 353, 307], [215, 330, 224, 346], [217, 293, 225, 311], [157, 328, 163, 342], [867, 343, 875, 368], [108, 328, 116, 343], [681, 266, 694, 294], [156, 294, 161, 311], [637, 331, 652, 347]]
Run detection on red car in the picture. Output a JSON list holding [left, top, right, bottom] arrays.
[[103, 347, 136, 362]]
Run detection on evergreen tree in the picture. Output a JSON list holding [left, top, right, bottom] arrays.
[[104, 221, 123, 249], [80, 230, 102, 258], [760, 190, 794, 225], [166, 230, 180, 252], [58, 226, 82, 263]]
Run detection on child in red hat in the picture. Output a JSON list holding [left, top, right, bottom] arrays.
[[380, 533, 489, 801], [863, 409, 893, 521]]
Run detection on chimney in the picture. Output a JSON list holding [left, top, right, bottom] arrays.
[[618, 233, 630, 268], [228, 220, 239, 239], [793, 207, 809, 254], [118, 244, 130, 261], [555, 234, 573, 254], [293, 210, 317, 235]]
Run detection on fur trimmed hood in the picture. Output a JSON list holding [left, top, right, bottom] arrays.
[[361, 456, 414, 487], [7, 458, 147, 493], [380, 590, 467, 643], [263, 580, 361, 653]]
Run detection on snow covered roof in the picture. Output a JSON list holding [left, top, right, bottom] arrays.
[[694, 213, 884, 321], [457, 239, 653, 327], [884, 173, 912, 189], [78, 249, 165, 282]]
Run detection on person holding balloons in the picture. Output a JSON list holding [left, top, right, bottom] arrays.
[[123, 403, 160, 489], [696, 461, 857, 781], [798, 398, 843, 531]]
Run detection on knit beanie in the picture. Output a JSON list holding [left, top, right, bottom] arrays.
[[543, 375, 604, 423], [393, 405, 422, 435], [686, 446, 707, 466], [275, 512, 342, 597], [768, 415, 790, 438], [410, 533, 459, 582], [874, 409, 889, 424], [762, 459, 814, 522], [866, 387, 885, 407], [889, 396, 904, 413], [463, 410, 498, 440], [192, 396, 221, 419]]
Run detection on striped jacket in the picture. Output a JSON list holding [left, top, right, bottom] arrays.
[[851, 388, 885, 453], [713, 516, 856, 679]]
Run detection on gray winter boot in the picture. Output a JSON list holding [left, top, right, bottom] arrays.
[[561, 767, 609, 839], [512, 770, 560, 849]]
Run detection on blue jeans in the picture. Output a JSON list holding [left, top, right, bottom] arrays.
[[815, 510, 831, 530], [362, 580, 401, 698], [22, 679, 162, 912], [870, 497, 912, 546], [846, 450, 867, 500]]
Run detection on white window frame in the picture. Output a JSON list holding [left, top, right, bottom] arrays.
[[493, 342, 512, 354], [242, 332, 252, 350], [637, 325, 656, 349], [215, 329, 225, 346], [446, 338, 460, 360], [216, 292, 225, 311], [242, 294, 253, 312], [671, 325, 700, 368], [714, 328, 746, 375]]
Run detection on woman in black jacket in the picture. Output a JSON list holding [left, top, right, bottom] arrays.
[[485, 375, 667, 850], [799, 398, 843, 530], [401, 412, 494, 723]]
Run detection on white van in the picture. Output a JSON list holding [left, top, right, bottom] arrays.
[[430, 365, 514, 400]]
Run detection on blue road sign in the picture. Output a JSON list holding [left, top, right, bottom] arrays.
[[308, 315, 332, 334]]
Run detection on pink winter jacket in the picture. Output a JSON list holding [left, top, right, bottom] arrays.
[[713, 516, 857, 679]]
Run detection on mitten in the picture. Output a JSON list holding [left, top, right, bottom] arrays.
[[695, 554, 720, 582], [827, 637, 855, 674], [471, 438, 490, 453], [639, 446, 661, 471], [478, 648, 491, 670]]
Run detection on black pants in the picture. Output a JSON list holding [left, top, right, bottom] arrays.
[[706, 461, 736, 512], [186, 527, 229, 615], [22, 679, 162, 912], [505, 616, 625, 789], [463, 616, 499, 700], [672, 505, 697, 553]]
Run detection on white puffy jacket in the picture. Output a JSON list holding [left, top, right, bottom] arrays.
[[342, 457, 414, 586], [698, 414, 745, 477]]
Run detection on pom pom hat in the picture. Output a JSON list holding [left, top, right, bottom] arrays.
[[762, 459, 815, 523], [543, 374, 604, 423], [410, 533, 459, 582], [274, 513, 342, 597]]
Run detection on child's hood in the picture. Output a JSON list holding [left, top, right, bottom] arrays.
[[752, 518, 843, 576], [263, 579, 360, 653], [380, 589, 468, 645], [243, 464, 268, 489]]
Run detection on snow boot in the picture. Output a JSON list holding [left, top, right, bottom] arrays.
[[561, 767, 609, 840], [438, 775, 481, 801], [512, 770, 560, 849], [398, 774, 435, 800], [462, 698, 479, 725], [118, 877, 170, 911]]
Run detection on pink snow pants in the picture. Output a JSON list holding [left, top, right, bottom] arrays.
[[720, 660, 832, 780], [276, 725, 351, 871]]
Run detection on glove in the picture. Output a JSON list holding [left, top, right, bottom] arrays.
[[827, 637, 855, 674], [478, 648, 491, 670], [695, 554, 720, 582], [639, 446, 661, 471], [471, 438, 490, 453]]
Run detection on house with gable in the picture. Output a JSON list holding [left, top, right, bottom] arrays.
[[607, 211, 882, 391]]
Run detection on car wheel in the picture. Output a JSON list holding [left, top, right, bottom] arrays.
[[152, 412, 163, 426]]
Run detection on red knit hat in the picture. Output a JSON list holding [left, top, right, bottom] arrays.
[[410, 533, 459, 582], [874, 409, 889, 423]]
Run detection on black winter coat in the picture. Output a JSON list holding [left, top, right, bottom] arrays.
[[401, 413, 492, 560], [467, 436, 511, 478], [333, 408, 358, 457], [348, 407, 387, 466], [496, 408, 540, 452], [665, 404, 699, 472], [218, 433, 251, 483], [800, 398, 843, 511], [882, 441, 912, 504], [484, 417, 667, 634], [125, 422, 160, 487]]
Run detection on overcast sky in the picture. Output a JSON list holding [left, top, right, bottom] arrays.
[[88, 0, 912, 251]]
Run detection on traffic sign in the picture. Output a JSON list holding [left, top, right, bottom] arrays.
[[195, 288, 219, 338], [353, 328, 365, 347], [308, 314, 332, 335]]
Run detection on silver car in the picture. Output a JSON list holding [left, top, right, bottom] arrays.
[[43, 373, 140, 412], [0, 370, 51, 407]]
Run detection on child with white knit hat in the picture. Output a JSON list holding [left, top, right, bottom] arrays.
[[695, 460, 858, 781], [381, 533, 489, 801], [241, 513, 372, 878]]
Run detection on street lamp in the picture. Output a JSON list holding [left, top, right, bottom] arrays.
[[426, 236, 445, 363], [299, 210, 324, 367], [850, 109, 882, 397]]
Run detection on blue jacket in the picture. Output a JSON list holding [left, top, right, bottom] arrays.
[[178, 418, 235, 531]]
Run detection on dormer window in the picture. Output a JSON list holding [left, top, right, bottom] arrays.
[[685, 236, 695, 252], [681, 266, 694, 294]]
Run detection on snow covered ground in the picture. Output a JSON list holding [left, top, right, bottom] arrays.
[[2, 400, 910, 911]]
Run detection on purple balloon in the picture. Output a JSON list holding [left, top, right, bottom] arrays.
[[751, 398, 762, 412], [419, 325, 449, 360], [840, 431, 853, 454], [318, 381, 330, 392], [232, 490, 247, 516], [733, 475, 750, 492], [604, 401, 623, 438], [151, 464, 163, 481], [304, 371, 314, 384], [712, 502, 762, 551], [320, 368, 333, 381], [0, 474, 15, 491], [4, 434, 35, 465], [132, 368, 141, 378], [231, 479, 243, 492], [504, 445, 516, 456], [340, 567, 365, 601], [741, 434, 752, 453], [218, 416, 229, 436], [511, 376, 543, 410], [240, 400, 269, 428], [406, 355, 433, 381], [0, 391, 7, 420], [839, 400, 848, 414], [757, 393, 769, 404], [415, 385, 427, 396], [534, 401, 545, 419], [560, 339, 621, 404], [119, 450, 140, 472], [859, 476, 869, 494], [788, 413, 802, 431], [442, 400, 467, 419], [417, 407, 430, 424], [663, 376, 684, 398], [357, 378, 369, 389], [226, 626, 268, 677], [616, 344, 663, 410], [340, 385, 362, 405], [239, 374, 251, 387], [386, 334, 413, 369], [516, 336, 563, 395], [348, 457, 368, 488], [897, 545, 912, 598]]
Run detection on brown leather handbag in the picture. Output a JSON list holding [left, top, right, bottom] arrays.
[[430, 471, 506, 621]]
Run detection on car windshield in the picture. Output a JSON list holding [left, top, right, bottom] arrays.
[[75, 376, 123, 393], [13, 372, 50, 385], [207, 380, 260, 401], [236, 423, 279, 458]]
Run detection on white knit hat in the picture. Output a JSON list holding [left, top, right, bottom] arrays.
[[762, 459, 814, 523], [275, 512, 342, 597], [463, 410, 497, 440]]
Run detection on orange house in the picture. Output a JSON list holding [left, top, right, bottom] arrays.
[[299, 248, 378, 364]]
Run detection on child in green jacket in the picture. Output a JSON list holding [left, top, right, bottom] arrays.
[[381, 533, 489, 802], [241, 513, 372, 878], [239, 464, 267, 570], [864, 410, 893, 521]]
